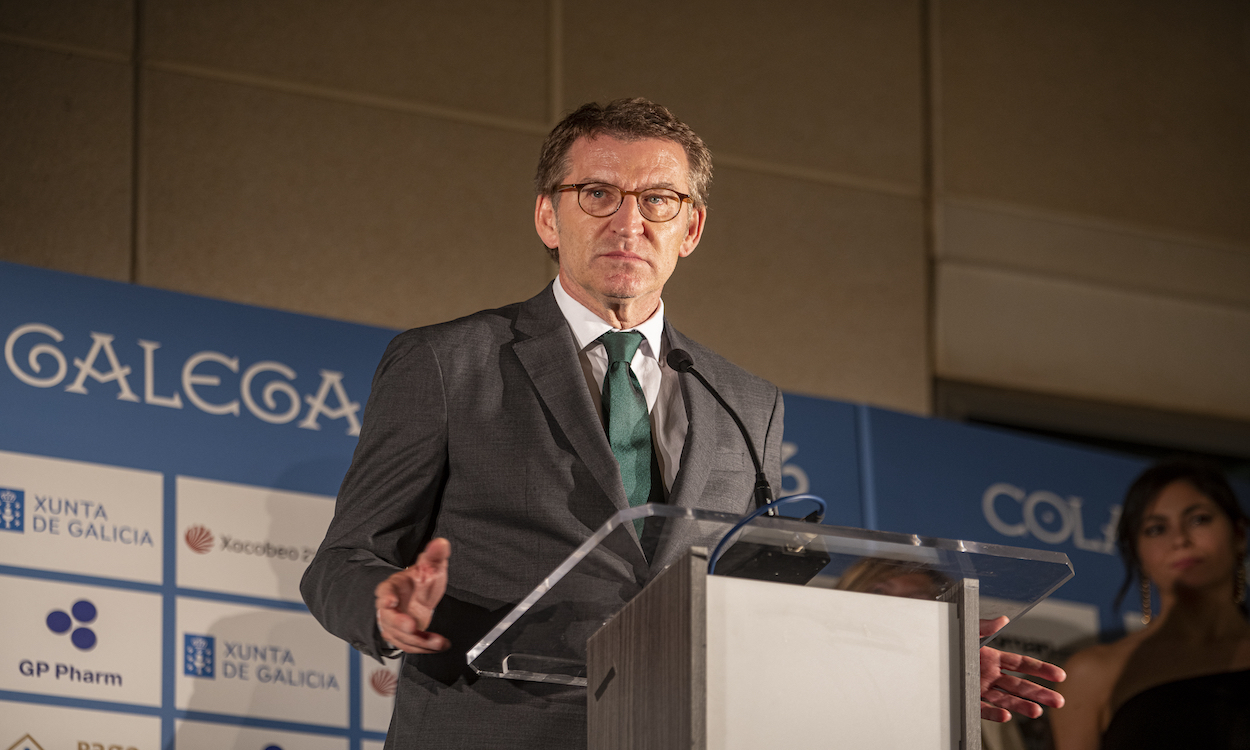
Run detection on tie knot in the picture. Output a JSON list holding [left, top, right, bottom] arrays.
[[600, 330, 644, 364]]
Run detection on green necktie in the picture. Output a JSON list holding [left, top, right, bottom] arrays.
[[599, 331, 655, 536]]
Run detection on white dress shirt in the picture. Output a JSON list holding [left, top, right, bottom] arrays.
[[552, 276, 688, 493]]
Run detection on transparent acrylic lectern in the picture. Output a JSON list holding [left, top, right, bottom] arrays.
[[467, 504, 1073, 750]]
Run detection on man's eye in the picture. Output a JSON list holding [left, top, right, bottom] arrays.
[[1143, 524, 1165, 536]]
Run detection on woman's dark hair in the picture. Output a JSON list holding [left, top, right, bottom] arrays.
[[1114, 458, 1247, 610]]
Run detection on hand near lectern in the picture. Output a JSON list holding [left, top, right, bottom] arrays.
[[374, 537, 452, 654], [978, 615, 1066, 721]]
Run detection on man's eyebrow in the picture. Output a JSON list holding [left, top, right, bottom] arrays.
[[576, 178, 682, 191]]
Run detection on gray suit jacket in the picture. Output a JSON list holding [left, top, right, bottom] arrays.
[[301, 284, 784, 748]]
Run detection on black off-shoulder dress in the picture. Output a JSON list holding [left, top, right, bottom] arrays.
[[1101, 668, 1250, 750]]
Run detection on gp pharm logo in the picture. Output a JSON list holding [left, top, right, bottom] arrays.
[[1, 487, 24, 532], [184, 634, 215, 678], [20, 599, 123, 688], [47, 599, 99, 650], [982, 482, 1120, 555]]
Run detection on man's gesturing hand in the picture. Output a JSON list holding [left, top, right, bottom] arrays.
[[374, 538, 452, 654], [978, 616, 1066, 722]]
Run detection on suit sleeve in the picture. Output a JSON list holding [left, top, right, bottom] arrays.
[[300, 332, 449, 660]]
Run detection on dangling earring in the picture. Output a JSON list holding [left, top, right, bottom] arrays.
[[1140, 573, 1152, 625], [1236, 552, 1246, 607]]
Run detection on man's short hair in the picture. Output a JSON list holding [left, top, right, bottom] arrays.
[[535, 97, 713, 213]]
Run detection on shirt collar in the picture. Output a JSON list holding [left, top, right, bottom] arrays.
[[553, 276, 666, 359]]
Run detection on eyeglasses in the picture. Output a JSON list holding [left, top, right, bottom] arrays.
[[556, 183, 692, 223]]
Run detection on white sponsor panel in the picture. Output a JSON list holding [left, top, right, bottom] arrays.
[[359, 655, 401, 732], [176, 476, 334, 602], [175, 597, 348, 726], [0, 576, 162, 705], [173, 719, 348, 749], [1, 700, 161, 750], [0, 450, 163, 583]]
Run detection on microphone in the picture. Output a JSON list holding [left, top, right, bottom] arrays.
[[666, 348, 776, 513]]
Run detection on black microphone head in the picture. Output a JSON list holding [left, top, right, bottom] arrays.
[[666, 348, 695, 373]]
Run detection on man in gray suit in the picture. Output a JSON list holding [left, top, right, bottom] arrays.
[[302, 98, 1063, 748]]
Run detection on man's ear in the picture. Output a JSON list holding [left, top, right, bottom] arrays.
[[678, 205, 707, 258], [535, 194, 560, 249]]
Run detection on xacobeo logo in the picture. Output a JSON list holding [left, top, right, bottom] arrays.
[[185, 524, 214, 553], [370, 668, 397, 697], [184, 522, 314, 562]]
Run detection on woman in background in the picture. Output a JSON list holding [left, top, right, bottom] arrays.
[[1051, 459, 1250, 750]]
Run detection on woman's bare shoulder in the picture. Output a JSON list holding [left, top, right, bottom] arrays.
[[1065, 633, 1142, 680], [1051, 634, 1146, 750]]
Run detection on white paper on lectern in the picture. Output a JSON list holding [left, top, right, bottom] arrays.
[[705, 576, 960, 750]]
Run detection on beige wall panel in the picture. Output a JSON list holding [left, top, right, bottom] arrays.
[[935, 263, 1250, 421], [664, 168, 929, 414], [0, 43, 132, 280], [941, 200, 1250, 308], [141, 71, 548, 330], [940, 0, 1250, 245], [564, 1, 924, 190], [144, 0, 549, 123], [0, 0, 132, 55]]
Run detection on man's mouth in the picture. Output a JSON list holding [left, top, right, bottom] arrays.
[[600, 250, 647, 262]]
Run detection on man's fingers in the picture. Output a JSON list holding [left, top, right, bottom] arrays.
[[977, 642, 1066, 722], [988, 674, 1065, 708], [982, 687, 1044, 719], [381, 626, 450, 653], [978, 616, 1010, 639], [996, 651, 1067, 684], [415, 537, 451, 574], [374, 571, 416, 617], [376, 607, 450, 653], [370, 540, 453, 655], [980, 702, 1012, 723], [372, 540, 452, 651], [405, 538, 450, 621]]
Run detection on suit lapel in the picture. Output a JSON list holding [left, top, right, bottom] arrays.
[[649, 325, 740, 572], [511, 286, 631, 516], [666, 331, 716, 512]]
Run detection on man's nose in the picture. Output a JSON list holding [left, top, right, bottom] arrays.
[[610, 195, 645, 236]]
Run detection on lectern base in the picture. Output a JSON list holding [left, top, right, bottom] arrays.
[[588, 547, 979, 750]]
